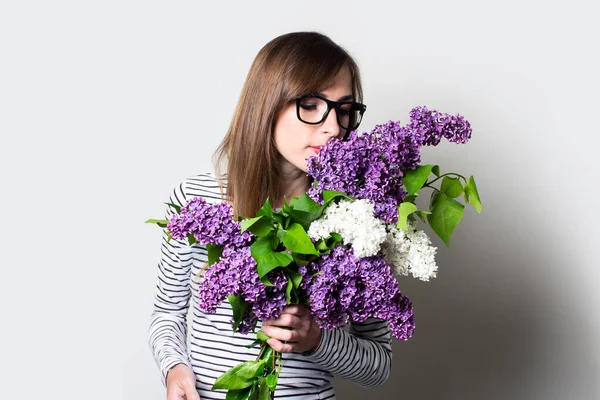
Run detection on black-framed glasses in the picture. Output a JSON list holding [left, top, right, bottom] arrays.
[[295, 95, 367, 132]]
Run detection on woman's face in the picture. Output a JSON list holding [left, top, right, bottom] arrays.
[[274, 67, 353, 174]]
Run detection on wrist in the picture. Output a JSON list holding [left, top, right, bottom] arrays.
[[303, 326, 322, 355], [166, 363, 186, 381]]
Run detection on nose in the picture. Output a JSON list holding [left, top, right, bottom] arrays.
[[321, 107, 341, 138]]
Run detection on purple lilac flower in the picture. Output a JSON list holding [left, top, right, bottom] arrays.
[[302, 246, 415, 340], [198, 247, 249, 314], [235, 309, 258, 335], [307, 122, 418, 223], [198, 246, 289, 333], [167, 197, 253, 249], [307, 106, 471, 223], [409, 106, 472, 146]]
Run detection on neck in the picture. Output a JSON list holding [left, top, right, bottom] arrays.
[[273, 161, 310, 209]]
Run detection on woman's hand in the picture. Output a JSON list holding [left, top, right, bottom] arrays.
[[166, 364, 200, 400], [261, 304, 322, 354]]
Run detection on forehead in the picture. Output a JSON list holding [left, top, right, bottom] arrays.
[[320, 66, 352, 95]]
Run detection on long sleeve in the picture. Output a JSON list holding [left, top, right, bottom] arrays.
[[304, 319, 393, 387], [148, 180, 193, 386]]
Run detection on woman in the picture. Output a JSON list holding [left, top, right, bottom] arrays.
[[149, 31, 392, 400]]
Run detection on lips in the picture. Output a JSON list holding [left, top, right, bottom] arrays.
[[308, 146, 322, 155]]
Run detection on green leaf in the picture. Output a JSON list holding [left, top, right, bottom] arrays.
[[187, 234, 197, 246], [276, 228, 286, 243], [284, 215, 292, 229], [241, 216, 263, 232], [226, 387, 253, 400], [288, 210, 317, 230], [241, 216, 273, 237], [432, 165, 441, 177], [315, 239, 329, 252], [427, 192, 465, 247], [260, 274, 275, 287], [212, 361, 264, 390], [441, 176, 463, 198], [206, 244, 224, 266], [251, 235, 294, 278], [282, 197, 293, 215], [286, 269, 303, 290], [164, 202, 181, 214], [313, 233, 342, 253], [255, 363, 265, 377], [403, 164, 434, 195], [263, 346, 274, 366], [228, 295, 249, 332], [285, 278, 293, 304], [282, 223, 318, 255], [257, 377, 270, 400], [329, 232, 342, 244], [293, 193, 323, 213], [263, 251, 293, 276], [288, 197, 298, 208], [245, 330, 272, 349], [144, 218, 169, 228], [273, 213, 284, 227], [265, 374, 277, 391], [464, 176, 482, 213], [248, 384, 258, 400], [322, 190, 353, 205], [244, 339, 262, 349], [290, 252, 307, 265], [289, 194, 325, 229], [396, 202, 418, 231], [256, 198, 273, 219], [256, 330, 270, 343]]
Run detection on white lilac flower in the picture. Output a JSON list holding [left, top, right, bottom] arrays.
[[382, 222, 438, 282], [381, 224, 411, 276], [405, 227, 438, 281], [307, 199, 387, 258]]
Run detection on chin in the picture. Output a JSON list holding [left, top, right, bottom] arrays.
[[295, 161, 308, 173]]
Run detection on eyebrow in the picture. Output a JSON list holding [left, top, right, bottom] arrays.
[[314, 92, 354, 102]]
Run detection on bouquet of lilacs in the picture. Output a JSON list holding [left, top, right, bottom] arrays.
[[147, 106, 481, 400]]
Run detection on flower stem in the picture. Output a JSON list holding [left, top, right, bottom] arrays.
[[425, 172, 467, 187], [254, 341, 281, 400]]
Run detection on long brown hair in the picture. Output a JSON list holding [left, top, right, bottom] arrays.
[[213, 31, 363, 218]]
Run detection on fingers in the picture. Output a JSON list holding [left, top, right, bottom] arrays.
[[168, 381, 199, 400], [263, 313, 303, 329], [182, 382, 201, 400], [262, 305, 317, 353], [166, 364, 200, 400], [262, 324, 298, 342], [166, 385, 184, 400], [267, 337, 295, 353], [277, 304, 309, 317]]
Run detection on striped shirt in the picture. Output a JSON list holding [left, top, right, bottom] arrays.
[[148, 172, 393, 399]]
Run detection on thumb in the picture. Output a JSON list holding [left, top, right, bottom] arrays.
[[182, 381, 200, 400]]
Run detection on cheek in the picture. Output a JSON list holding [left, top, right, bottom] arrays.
[[274, 107, 306, 151]]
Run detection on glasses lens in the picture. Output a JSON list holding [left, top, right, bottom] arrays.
[[298, 96, 328, 123], [338, 103, 364, 131]]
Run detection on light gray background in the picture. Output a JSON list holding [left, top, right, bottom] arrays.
[[1, 1, 598, 399]]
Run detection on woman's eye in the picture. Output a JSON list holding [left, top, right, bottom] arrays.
[[300, 104, 318, 110], [338, 106, 351, 116]]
